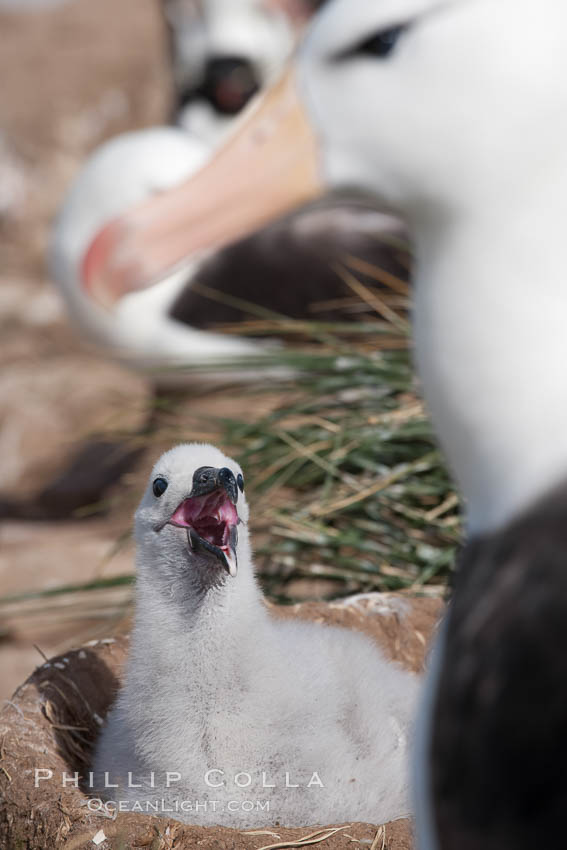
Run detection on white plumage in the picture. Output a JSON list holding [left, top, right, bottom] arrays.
[[49, 128, 263, 378], [93, 442, 419, 827], [165, 0, 297, 145]]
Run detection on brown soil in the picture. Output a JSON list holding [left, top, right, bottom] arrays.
[[0, 593, 442, 850], [0, 0, 174, 697]]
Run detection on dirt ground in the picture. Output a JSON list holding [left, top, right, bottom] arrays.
[[0, 0, 183, 698]]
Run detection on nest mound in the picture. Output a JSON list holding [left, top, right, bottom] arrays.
[[0, 593, 442, 850]]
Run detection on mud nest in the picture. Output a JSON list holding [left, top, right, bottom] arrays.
[[0, 593, 442, 850]]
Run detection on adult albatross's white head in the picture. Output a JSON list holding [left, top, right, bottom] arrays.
[[82, 2, 567, 849]]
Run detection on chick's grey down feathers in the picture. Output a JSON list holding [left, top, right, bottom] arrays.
[[92, 443, 418, 827]]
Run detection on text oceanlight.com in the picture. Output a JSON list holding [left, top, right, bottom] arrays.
[[87, 797, 270, 815], [87, 798, 272, 815]]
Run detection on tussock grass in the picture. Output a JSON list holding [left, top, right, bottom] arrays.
[[217, 331, 459, 601], [0, 258, 458, 627]]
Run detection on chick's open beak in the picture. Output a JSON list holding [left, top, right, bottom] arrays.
[[82, 69, 324, 308], [168, 466, 240, 578]]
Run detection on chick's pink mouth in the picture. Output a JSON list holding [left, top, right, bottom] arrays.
[[169, 491, 238, 549]]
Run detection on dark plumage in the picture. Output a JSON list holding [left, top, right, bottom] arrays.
[[431, 483, 567, 850], [171, 202, 408, 328]]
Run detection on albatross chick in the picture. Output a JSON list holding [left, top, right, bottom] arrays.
[[92, 442, 419, 827]]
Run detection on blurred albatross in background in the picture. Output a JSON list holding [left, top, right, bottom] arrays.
[[50, 0, 407, 380], [79, 0, 567, 848]]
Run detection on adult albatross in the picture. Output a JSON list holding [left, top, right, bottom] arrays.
[[50, 123, 406, 379], [49, 0, 407, 380], [82, 0, 567, 847]]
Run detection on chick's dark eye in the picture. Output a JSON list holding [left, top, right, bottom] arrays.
[[153, 477, 168, 497], [357, 25, 406, 58], [237, 473, 244, 493]]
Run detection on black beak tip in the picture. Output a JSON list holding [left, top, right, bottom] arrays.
[[218, 467, 238, 504]]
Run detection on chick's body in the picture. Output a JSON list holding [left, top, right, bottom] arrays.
[[92, 443, 418, 827]]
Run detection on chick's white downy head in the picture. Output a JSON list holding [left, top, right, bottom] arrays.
[[135, 443, 249, 595]]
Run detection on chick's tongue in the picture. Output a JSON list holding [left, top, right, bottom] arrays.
[[195, 516, 225, 547]]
